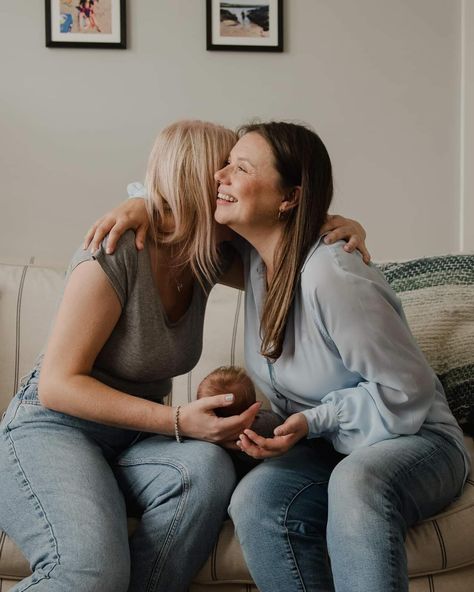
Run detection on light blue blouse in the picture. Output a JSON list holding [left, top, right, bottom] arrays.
[[242, 238, 470, 475]]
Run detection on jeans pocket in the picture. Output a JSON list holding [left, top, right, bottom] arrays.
[[20, 382, 41, 405]]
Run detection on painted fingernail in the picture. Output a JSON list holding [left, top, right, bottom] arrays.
[[225, 394, 234, 401]]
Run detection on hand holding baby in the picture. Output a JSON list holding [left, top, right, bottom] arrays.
[[196, 366, 282, 451], [197, 365, 307, 457], [237, 413, 309, 459]]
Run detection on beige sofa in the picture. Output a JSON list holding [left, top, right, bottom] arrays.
[[0, 256, 473, 592]]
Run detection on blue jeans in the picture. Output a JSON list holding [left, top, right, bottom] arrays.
[[0, 373, 236, 592], [229, 432, 466, 592]]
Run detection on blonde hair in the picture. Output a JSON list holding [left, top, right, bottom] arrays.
[[145, 120, 237, 288]]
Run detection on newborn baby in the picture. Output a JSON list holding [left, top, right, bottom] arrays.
[[197, 366, 282, 477], [197, 365, 256, 417], [197, 365, 282, 438]]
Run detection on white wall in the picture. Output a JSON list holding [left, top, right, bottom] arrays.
[[462, 0, 474, 252], [0, 0, 465, 265]]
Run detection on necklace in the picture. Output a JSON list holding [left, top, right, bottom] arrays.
[[171, 266, 187, 293]]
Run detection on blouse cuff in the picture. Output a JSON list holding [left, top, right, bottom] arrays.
[[302, 402, 339, 439]]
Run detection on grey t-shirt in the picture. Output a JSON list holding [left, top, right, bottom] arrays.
[[68, 231, 210, 401]]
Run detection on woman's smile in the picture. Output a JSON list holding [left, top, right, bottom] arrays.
[[216, 192, 238, 204], [214, 132, 284, 231]]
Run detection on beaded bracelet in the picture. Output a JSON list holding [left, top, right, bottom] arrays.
[[174, 405, 183, 443]]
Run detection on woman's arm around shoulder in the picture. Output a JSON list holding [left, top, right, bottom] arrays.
[[84, 197, 149, 254]]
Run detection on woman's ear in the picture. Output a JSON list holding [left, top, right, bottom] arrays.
[[281, 186, 301, 213]]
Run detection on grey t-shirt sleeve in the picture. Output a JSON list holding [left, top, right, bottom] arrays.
[[68, 230, 139, 307]]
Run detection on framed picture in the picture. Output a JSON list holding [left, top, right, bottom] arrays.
[[207, 0, 283, 52], [45, 0, 126, 49]]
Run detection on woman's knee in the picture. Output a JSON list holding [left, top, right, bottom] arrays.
[[228, 465, 279, 529], [120, 441, 236, 514], [185, 442, 236, 507], [327, 454, 389, 541], [328, 454, 381, 504]]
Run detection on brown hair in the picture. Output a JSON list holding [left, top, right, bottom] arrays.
[[145, 120, 237, 289], [197, 366, 256, 417], [238, 121, 333, 360]]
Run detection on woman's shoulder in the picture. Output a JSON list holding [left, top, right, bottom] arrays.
[[302, 238, 363, 275], [103, 229, 138, 255], [300, 239, 381, 295], [68, 230, 140, 286]]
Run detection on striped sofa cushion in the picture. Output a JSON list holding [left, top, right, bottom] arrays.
[[171, 285, 247, 407], [0, 260, 65, 415], [378, 254, 474, 432]]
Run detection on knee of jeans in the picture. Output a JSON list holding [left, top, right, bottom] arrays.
[[185, 443, 236, 507], [228, 471, 270, 529], [327, 456, 387, 537], [136, 443, 236, 513], [328, 455, 381, 505]]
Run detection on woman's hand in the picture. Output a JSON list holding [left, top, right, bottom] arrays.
[[237, 413, 308, 459], [83, 198, 149, 254], [321, 214, 371, 264], [179, 395, 262, 444]]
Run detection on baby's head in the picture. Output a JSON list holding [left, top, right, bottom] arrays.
[[197, 366, 256, 417]]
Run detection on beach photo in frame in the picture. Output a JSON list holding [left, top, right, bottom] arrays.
[[45, 0, 126, 49], [207, 0, 283, 52]]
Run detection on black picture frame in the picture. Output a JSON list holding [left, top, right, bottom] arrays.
[[45, 0, 126, 49], [207, 0, 283, 52]]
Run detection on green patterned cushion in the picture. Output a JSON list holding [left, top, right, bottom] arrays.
[[377, 254, 474, 433]]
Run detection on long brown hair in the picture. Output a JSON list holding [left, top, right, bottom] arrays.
[[238, 122, 333, 360]]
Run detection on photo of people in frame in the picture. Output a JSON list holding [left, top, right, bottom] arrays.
[[58, 0, 112, 35]]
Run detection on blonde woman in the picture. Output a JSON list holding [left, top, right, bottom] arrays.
[[0, 121, 254, 592], [0, 120, 366, 592]]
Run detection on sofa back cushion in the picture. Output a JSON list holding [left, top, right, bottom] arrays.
[[0, 261, 65, 414], [171, 285, 248, 406], [377, 254, 474, 432]]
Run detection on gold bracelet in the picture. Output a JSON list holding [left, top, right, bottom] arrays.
[[174, 405, 183, 443]]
